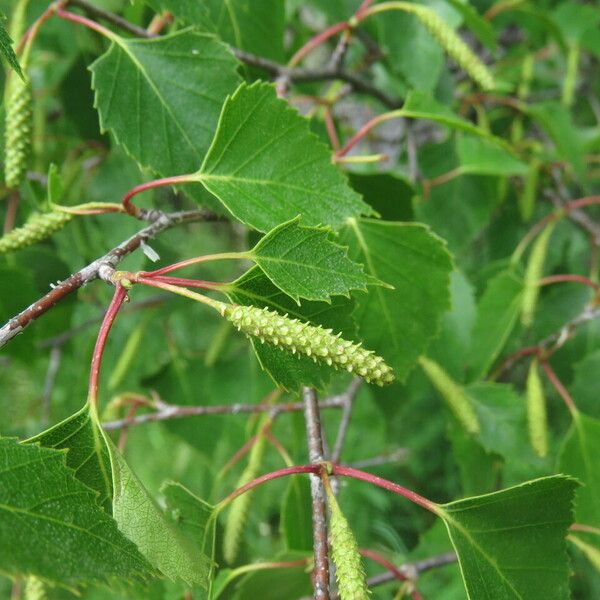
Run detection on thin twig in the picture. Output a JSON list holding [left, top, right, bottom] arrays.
[[330, 378, 362, 463], [102, 396, 346, 431], [67, 0, 152, 38], [348, 447, 408, 470], [0, 209, 220, 349], [303, 387, 331, 600]]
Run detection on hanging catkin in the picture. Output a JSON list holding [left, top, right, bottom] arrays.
[[0, 210, 73, 253]]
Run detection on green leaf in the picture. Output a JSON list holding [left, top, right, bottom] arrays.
[[103, 434, 212, 588], [90, 29, 241, 176], [340, 219, 453, 381], [0, 14, 23, 79], [202, 0, 285, 62], [456, 136, 528, 177], [281, 475, 313, 552], [226, 266, 357, 390], [400, 90, 492, 138], [437, 476, 578, 600], [26, 405, 113, 513], [0, 437, 151, 588], [250, 217, 368, 303], [468, 269, 524, 381], [559, 411, 600, 526], [197, 82, 370, 232]]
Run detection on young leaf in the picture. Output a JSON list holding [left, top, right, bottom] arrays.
[[437, 476, 578, 600], [90, 29, 241, 176], [103, 434, 213, 588], [197, 82, 370, 232], [468, 269, 524, 381], [559, 411, 600, 526], [340, 219, 453, 381], [250, 217, 368, 303], [26, 405, 113, 512], [0, 437, 151, 588], [0, 13, 23, 79]]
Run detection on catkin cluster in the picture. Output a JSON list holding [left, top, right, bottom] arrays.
[[223, 304, 395, 386], [407, 4, 494, 90], [5, 73, 33, 189], [0, 211, 73, 254]]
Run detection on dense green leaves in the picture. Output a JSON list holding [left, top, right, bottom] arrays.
[[91, 29, 241, 175], [197, 82, 370, 231], [0, 437, 151, 588], [250, 218, 368, 303], [341, 219, 453, 381], [438, 476, 578, 600]]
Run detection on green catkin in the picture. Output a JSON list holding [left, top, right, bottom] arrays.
[[5, 0, 34, 190], [418, 356, 480, 434], [518, 158, 541, 222], [4, 69, 33, 189], [526, 358, 548, 458], [0, 210, 73, 253], [223, 432, 267, 564], [326, 485, 370, 600], [222, 304, 395, 386], [402, 3, 494, 90], [24, 576, 48, 600], [521, 222, 556, 327]]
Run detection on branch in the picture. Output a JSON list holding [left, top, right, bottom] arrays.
[[0, 209, 219, 349], [68, 0, 152, 38], [303, 387, 331, 600], [330, 377, 362, 463], [102, 395, 346, 431], [232, 49, 400, 109]]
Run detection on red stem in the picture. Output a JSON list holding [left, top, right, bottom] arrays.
[[17, 1, 65, 54], [360, 549, 408, 581], [355, 0, 377, 19], [56, 8, 115, 38], [332, 464, 437, 513], [147, 275, 221, 290], [538, 274, 599, 290], [336, 112, 401, 157], [288, 20, 350, 67], [218, 462, 437, 515], [540, 360, 577, 414], [88, 285, 128, 410], [121, 174, 198, 217], [323, 108, 340, 151], [219, 465, 319, 506]]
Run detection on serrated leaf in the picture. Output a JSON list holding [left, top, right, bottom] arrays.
[[468, 269, 524, 381], [103, 434, 212, 588], [226, 266, 357, 390], [0, 15, 23, 79], [437, 476, 578, 600], [90, 29, 241, 176], [26, 405, 113, 513], [197, 82, 370, 232], [340, 219, 453, 381], [559, 411, 600, 527], [0, 437, 151, 588], [456, 136, 528, 176], [250, 217, 368, 303]]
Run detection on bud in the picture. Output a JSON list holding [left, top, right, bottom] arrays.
[[222, 304, 395, 386], [327, 488, 369, 599], [0, 211, 73, 254], [526, 359, 548, 458], [405, 4, 494, 90]]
